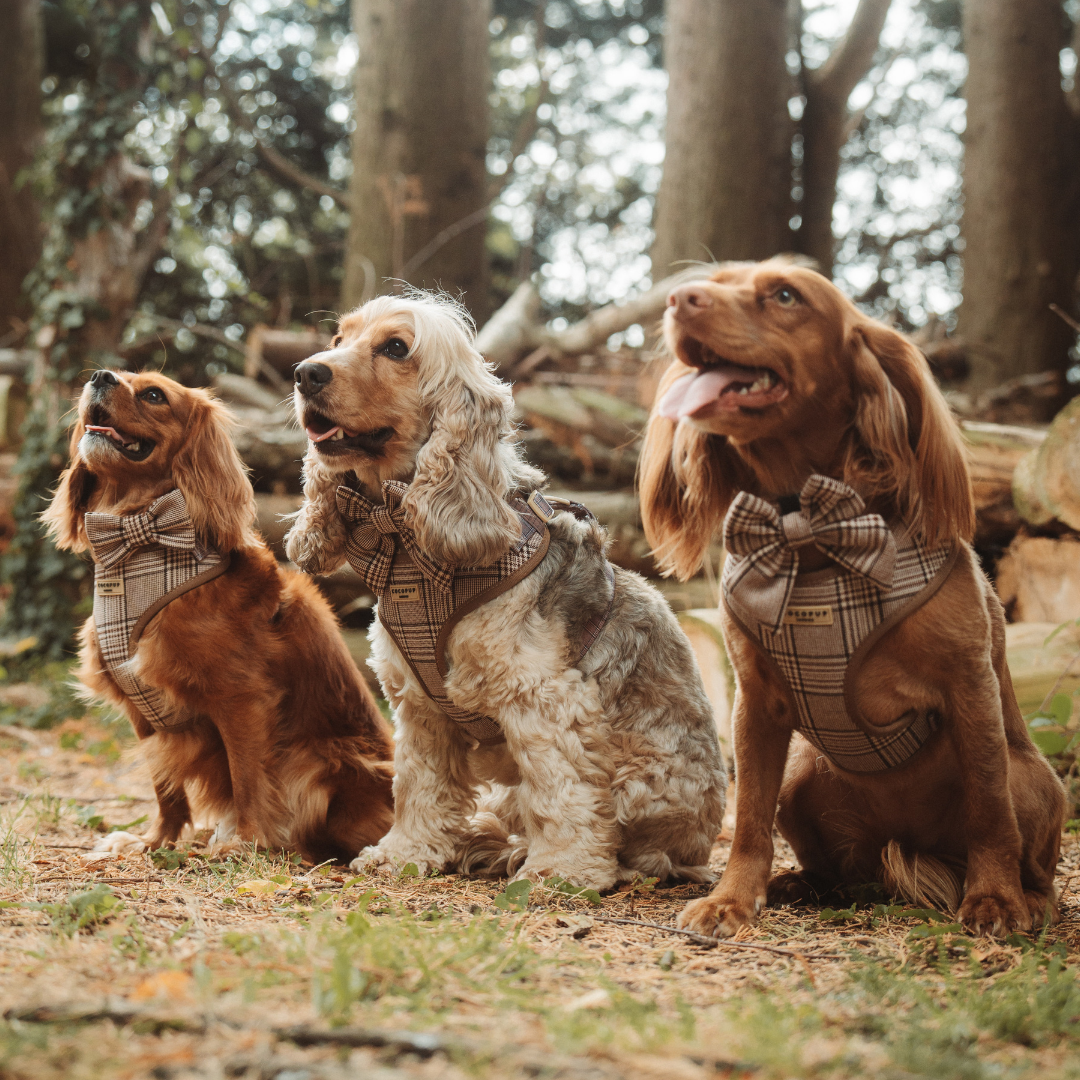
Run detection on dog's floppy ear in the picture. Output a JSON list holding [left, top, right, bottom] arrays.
[[845, 321, 974, 544], [639, 360, 753, 580], [171, 390, 257, 553], [41, 421, 96, 552], [402, 307, 543, 567]]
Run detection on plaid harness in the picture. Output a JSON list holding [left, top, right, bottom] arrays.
[[337, 479, 614, 744], [85, 489, 229, 733], [721, 475, 957, 773]]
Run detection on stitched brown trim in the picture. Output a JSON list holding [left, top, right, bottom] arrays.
[[843, 544, 960, 737], [128, 553, 232, 652], [434, 527, 551, 679]]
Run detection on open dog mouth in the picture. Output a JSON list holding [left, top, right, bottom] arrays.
[[658, 340, 788, 420], [83, 406, 155, 461], [304, 410, 394, 457]]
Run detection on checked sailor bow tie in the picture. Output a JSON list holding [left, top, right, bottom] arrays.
[[723, 474, 898, 633], [85, 489, 199, 570], [337, 480, 454, 594]]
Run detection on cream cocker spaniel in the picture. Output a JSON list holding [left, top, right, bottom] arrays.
[[284, 292, 726, 890]]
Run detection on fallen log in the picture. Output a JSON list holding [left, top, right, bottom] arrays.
[[245, 324, 329, 383], [960, 420, 1047, 546], [996, 534, 1080, 624], [1012, 397, 1080, 531]]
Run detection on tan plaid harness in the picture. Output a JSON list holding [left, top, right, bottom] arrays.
[[721, 474, 957, 773], [337, 479, 614, 743], [85, 489, 229, 732]]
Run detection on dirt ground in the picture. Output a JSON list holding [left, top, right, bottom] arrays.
[[0, 717, 1077, 1080]]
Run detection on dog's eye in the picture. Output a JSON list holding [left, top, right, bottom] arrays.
[[380, 338, 410, 360], [139, 387, 168, 404], [330, 334, 342, 347], [774, 286, 800, 307]]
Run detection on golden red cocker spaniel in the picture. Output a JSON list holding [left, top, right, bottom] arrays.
[[44, 370, 394, 863], [640, 259, 1065, 938]]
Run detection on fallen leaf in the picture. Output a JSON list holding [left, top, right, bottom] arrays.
[[130, 970, 194, 1003]]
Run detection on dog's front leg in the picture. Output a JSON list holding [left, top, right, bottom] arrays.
[[500, 670, 619, 892], [352, 692, 476, 876], [949, 669, 1031, 936], [678, 687, 792, 937]]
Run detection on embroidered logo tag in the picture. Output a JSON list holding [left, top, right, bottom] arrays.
[[386, 583, 421, 604], [527, 491, 555, 522], [96, 578, 124, 597], [782, 605, 833, 626]]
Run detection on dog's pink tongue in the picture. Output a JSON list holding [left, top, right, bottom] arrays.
[[658, 368, 745, 420], [85, 425, 123, 442]]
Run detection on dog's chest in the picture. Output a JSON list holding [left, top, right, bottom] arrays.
[[723, 529, 957, 772], [88, 492, 228, 731]]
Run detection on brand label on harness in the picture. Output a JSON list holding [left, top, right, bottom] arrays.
[[527, 490, 555, 522], [386, 583, 421, 604], [782, 605, 833, 626], [96, 578, 125, 597]]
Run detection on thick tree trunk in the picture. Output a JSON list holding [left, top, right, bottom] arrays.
[[797, 0, 892, 274], [650, 0, 793, 275], [343, 0, 491, 318], [0, 0, 43, 343], [957, 0, 1079, 396]]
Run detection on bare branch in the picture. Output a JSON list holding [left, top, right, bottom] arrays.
[[808, 0, 893, 105]]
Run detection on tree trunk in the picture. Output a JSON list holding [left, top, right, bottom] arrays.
[[957, 0, 1079, 397], [343, 0, 492, 319], [651, 0, 793, 275], [797, 0, 892, 274], [0, 0, 42, 344]]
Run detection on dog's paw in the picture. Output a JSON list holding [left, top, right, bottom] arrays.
[[349, 845, 431, 877], [766, 870, 826, 907], [514, 856, 617, 894], [958, 892, 1031, 937], [1024, 889, 1060, 929], [677, 894, 759, 938], [208, 837, 250, 860], [81, 831, 147, 862]]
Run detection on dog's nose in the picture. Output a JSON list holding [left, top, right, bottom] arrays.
[[294, 361, 333, 396], [668, 285, 714, 316], [88, 369, 120, 390]]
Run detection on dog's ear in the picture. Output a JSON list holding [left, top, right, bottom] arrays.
[[171, 391, 257, 553], [846, 321, 974, 544], [639, 360, 752, 580], [41, 421, 95, 552], [402, 314, 540, 568]]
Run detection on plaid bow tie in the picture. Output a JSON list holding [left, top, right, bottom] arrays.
[[723, 474, 897, 633], [337, 480, 454, 594], [85, 489, 199, 571]]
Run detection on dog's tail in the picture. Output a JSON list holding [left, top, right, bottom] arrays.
[[879, 840, 964, 914], [456, 812, 529, 878]]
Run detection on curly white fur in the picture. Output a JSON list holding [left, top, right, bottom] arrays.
[[286, 292, 727, 890]]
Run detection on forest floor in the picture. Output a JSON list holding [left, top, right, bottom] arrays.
[[0, 693, 1077, 1079]]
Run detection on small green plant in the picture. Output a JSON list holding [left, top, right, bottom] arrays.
[[25, 885, 123, 936], [1027, 692, 1078, 757], [493, 879, 533, 912]]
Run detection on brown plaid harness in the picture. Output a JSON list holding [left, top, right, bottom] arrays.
[[337, 479, 614, 744], [85, 489, 230, 732], [721, 474, 957, 773]]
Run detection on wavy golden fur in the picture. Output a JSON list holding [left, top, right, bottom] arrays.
[[639, 262, 974, 581], [638, 260, 1063, 939], [44, 371, 394, 863]]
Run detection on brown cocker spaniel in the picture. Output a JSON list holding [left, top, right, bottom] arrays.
[[44, 370, 394, 863], [639, 260, 1065, 938]]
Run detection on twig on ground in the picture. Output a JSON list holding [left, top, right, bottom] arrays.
[[275, 1024, 458, 1058], [590, 916, 840, 959], [5, 999, 203, 1033]]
